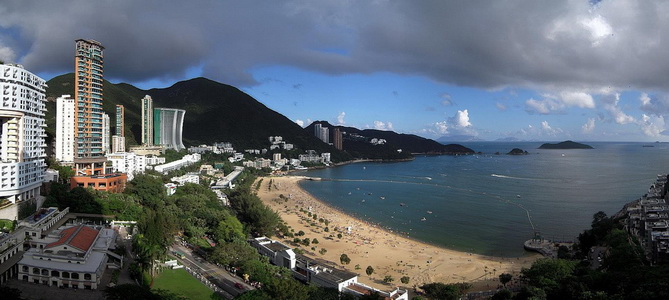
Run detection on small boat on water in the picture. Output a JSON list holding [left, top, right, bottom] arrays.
[[426, 211, 433, 214], [400, 203, 406, 206], [421, 217, 427, 221], [361, 199, 366, 203], [379, 196, 385, 200], [516, 195, 521, 198]]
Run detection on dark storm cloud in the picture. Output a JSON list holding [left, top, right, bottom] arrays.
[[2, 0, 669, 93]]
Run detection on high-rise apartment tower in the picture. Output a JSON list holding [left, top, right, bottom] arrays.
[[141, 95, 153, 146], [74, 39, 106, 175]]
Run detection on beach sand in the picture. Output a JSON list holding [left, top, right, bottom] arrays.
[[255, 176, 540, 291]]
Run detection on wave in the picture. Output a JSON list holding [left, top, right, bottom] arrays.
[[491, 174, 535, 180]]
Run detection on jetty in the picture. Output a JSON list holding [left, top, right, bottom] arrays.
[[523, 232, 557, 258]]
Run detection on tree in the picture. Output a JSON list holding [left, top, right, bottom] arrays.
[[383, 275, 394, 283], [499, 273, 512, 287], [400, 276, 410, 284], [420, 283, 471, 300], [491, 289, 513, 300], [366, 265, 374, 276], [520, 258, 577, 296], [340, 253, 351, 265]]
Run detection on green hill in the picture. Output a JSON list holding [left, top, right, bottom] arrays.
[[45, 74, 471, 162], [538, 140, 594, 149], [45, 74, 349, 161], [306, 121, 475, 158]]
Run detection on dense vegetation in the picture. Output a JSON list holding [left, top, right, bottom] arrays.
[[491, 211, 669, 300]]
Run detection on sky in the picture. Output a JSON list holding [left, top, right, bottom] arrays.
[[2, 0, 669, 142]]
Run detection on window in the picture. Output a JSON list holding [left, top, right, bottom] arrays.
[[84, 273, 91, 280]]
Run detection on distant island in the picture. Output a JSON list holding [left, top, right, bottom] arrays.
[[507, 148, 529, 155], [538, 140, 593, 149]]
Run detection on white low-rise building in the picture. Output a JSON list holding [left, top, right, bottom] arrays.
[[170, 173, 200, 186], [153, 153, 201, 174], [145, 155, 166, 166], [17, 224, 120, 290], [106, 152, 147, 181], [250, 237, 296, 269]]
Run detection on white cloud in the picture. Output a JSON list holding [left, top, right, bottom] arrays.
[[581, 118, 595, 133], [601, 93, 635, 124], [559, 91, 595, 109], [373, 120, 393, 131], [0, 46, 16, 63], [336, 112, 346, 125], [525, 91, 595, 114], [540, 120, 564, 136], [295, 119, 304, 127], [448, 109, 472, 128], [640, 114, 665, 137], [434, 121, 449, 134], [496, 102, 507, 111]]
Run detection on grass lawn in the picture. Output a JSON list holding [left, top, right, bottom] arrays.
[[152, 268, 215, 300]]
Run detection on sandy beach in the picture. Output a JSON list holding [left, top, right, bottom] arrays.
[[255, 176, 540, 291]]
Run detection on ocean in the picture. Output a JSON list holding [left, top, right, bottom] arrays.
[[294, 142, 669, 257]]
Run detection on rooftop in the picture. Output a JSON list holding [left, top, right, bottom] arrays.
[[46, 225, 99, 253]]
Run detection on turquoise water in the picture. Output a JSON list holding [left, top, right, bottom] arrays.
[[295, 142, 669, 257]]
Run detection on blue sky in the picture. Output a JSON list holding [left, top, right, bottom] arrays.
[[2, 0, 669, 141]]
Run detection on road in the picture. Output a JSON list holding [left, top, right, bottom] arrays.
[[171, 243, 254, 299]]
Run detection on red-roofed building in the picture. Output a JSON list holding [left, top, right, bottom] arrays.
[[17, 224, 119, 290], [46, 225, 99, 253]]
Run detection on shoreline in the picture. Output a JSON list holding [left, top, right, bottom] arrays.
[[256, 176, 540, 290]]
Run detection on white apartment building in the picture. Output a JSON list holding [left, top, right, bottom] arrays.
[[111, 135, 125, 153], [153, 153, 201, 174], [106, 152, 146, 181], [55, 95, 75, 163], [145, 155, 165, 166], [0, 63, 47, 220]]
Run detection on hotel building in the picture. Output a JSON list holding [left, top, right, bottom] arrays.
[[141, 95, 153, 146], [55, 95, 75, 163], [153, 107, 185, 151], [0, 63, 48, 220]]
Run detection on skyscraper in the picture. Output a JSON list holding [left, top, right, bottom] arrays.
[[153, 108, 186, 151], [112, 104, 125, 153], [70, 39, 126, 192], [333, 128, 343, 150], [56, 95, 75, 163], [0, 63, 47, 220], [141, 95, 153, 146], [74, 39, 106, 175], [115, 105, 124, 136]]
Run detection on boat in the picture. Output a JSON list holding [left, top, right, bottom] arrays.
[[379, 196, 385, 200], [361, 199, 365, 203], [516, 195, 521, 198], [400, 203, 406, 206], [421, 217, 426, 221], [426, 211, 433, 214]]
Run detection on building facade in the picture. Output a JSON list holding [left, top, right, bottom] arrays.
[[106, 152, 146, 181], [333, 128, 342, 150], [17, 224, 119, 290], [102, 113, 110, 154], [141, 95, 153, 146], [56, 95, 75, 163], [74, 39, 106, 175], [0, 63, 47, 220], [115, 105, 124, 136], [153, 108, 185, 151]]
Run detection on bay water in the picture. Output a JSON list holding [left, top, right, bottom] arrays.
[[295, 142, 669, 257]]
